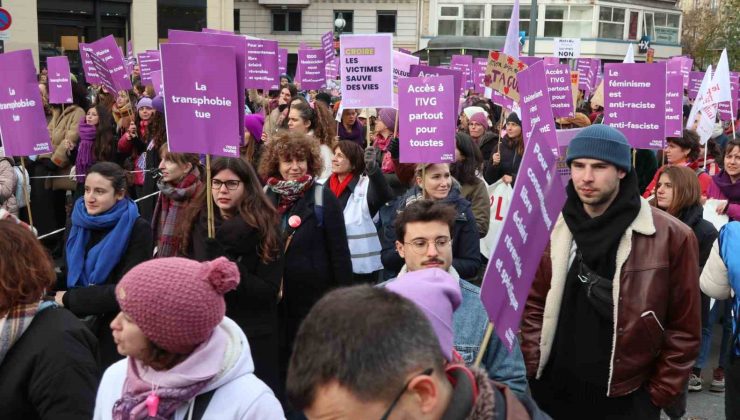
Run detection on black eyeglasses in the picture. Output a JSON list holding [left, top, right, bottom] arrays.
[[211, 179, 241, 190], [379, 368, 434, 420]]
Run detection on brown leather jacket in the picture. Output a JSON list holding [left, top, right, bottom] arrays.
[[521, 198, 701, 408]]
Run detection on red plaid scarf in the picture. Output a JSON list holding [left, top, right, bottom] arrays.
[[266, 175, 314, 214], [152, 168, 202, 257]]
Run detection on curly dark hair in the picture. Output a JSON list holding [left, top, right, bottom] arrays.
[[667, 130, 701, 161], [258, 130, 324, 179]]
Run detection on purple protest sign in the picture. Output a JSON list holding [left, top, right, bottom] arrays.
[[665, 60, 684, 137], [519, 57, 543, 67], [718, 72, 739, 121], [670, 56, 693, 87], [544, 64, 574, 118], [409, 65, 463, 105], [451, 55, 474, 91], [0, 50, 52, 157], [393, 50, 420, 109], [576, 58, 596, 96], [246, 39, 279, 90], [398, 75, 456, 163], [326, 57, 339, 81], [322, 31, 335, 62], [168, 29, 246, 139], [89, 51, 118, 94], [278, 48, 288, 76], [603, 63, 667, 149], [88, 35, 132, 91], [297, 49, 326, 90], [79, 43, 101, 85], [480, 127, 566, 351], [151, 70, 163, 96], [518, 61, 559, 155], [138, 52, 161, 85], [474, 58, 488, 93], [160, 43, 240, 157], [47, 56, 73, 104], [688, 71, 704, 101], [340, 34, 394, 108]]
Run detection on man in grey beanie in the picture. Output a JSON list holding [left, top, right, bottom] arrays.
[[521, 124, 701, 419]]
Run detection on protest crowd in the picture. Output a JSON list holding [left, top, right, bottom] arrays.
[[1, 9, 740, 420]]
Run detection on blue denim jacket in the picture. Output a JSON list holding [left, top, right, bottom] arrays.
[[385, 267, 529, 398]]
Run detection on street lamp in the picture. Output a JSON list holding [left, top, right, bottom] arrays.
[[334, 13, 346, 56]]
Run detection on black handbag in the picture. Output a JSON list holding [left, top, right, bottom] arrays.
[[576, 250, 614, 320]]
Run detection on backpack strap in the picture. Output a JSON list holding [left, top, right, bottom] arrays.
[[192, 388, 217, 420]]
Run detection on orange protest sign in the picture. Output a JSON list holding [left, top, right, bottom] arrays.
[[570, 70, 580, 110], [484, 51, 527, 102]]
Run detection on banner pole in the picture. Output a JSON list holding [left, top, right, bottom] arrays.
[[19, 156, 33, 229], [703, 142, 708, 169], [632, 149, 637, 168], [366, 108, 372, 147], [206, 154, 214, 239], [473, 323, 494, 367], [730, 101, 737, 139]]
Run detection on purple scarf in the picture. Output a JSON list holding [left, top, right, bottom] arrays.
[[76, 117, 97, 184], [714, 171, 740, 203], [338, 120, 365, 147]]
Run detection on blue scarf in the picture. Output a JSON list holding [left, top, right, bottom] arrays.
[[719, 222, 740, 356], [66, 197, 140, 288]]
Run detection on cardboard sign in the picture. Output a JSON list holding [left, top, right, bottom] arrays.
[[0, 50, 52, 156], [398, 75, 456, 163], [160, 43, 240, 157], [340, 34, 394, 108], [484, 51, 527, 102], [603, 63, 667, 149], [47, 56, 73, 104]]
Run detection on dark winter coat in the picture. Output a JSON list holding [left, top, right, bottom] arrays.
[[379, 184, 481, 280], [0, 306, 100, 420], [484, 135, 523, 185], [59, 217, 153, 369], [475, 131, 499, 163], [188, 210, 283, 393], [265, 183, 353, 349]]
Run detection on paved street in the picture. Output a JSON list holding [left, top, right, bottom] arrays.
[[662, 323, 729, 420]]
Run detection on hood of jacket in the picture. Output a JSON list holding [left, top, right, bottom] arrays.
[[678, 204, 704, 230], [200, 317, 255, 393], [476, 131, 498, 149]]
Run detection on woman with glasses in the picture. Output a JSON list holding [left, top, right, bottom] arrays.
[[181, 157, 283, 395], [379, 162, 480, 280], [258, 131, 352, 399]]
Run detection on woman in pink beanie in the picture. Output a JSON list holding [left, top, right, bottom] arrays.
[[93, 257, 284, 420]]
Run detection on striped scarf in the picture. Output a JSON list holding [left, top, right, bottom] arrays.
[[0, 302, 40, 366], [153, 168, 201, 258]]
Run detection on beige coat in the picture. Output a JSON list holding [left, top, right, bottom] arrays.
[[43, 105, 85, 168]]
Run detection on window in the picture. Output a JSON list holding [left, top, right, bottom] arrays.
[[377, 11, 397, 33], [544, 5, 593, 38], [650, 12, 680, 44], [272, 10, 301, 33], [627, 11, 638, 40], [437, 5, 484, 36], [490, 5, 531, 36], [234, 9, 240, 33], [334, 11, 353, 33], [598, 6, 626, 39]]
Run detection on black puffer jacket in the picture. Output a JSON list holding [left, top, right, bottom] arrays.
[[379, 183, 481, 280], [475, 131, 499, 163], [678, 204, 718, 329]]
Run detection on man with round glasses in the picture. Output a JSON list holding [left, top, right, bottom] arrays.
[[385, 199, 530, 398]]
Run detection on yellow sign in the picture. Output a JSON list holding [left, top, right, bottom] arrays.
[[484, 51, 527, 103]]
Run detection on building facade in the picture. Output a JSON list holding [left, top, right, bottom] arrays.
[[421, 0, 683, 61]]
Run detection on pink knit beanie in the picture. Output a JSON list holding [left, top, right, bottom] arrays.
[[115, 257, 240, 354], [469, 112, 490, 130]]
